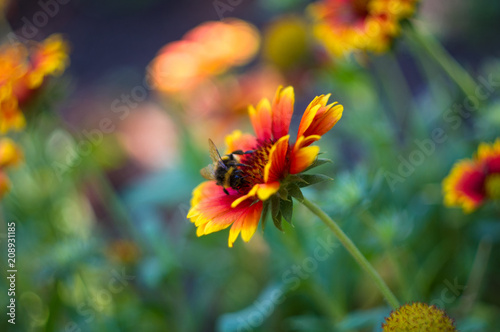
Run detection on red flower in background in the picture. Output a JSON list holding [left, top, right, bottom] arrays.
[[443, 139, 500, 212]]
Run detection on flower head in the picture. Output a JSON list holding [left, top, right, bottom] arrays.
[[188, 86, 343, 247], [310, 0, 419, 57], [382, 302, 456, 331], [19, 34, 69, 92], [443, 139, 500, 212]]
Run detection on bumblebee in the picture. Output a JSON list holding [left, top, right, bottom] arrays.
[[201, 139, 252, 195]]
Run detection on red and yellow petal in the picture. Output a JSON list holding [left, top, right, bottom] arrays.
[[228, 201, 263, 247], [271, 86, 294, 140], [443, 160, 486, 213], [476, 138, 500, 174], [188, 181, 264, 246], [290, 135, 321, 174], [298, 97, 343, 141], [231, 182, 280, 208], [225, 130, 257, 154], [249, 99, 272, 141], [264, 135, 290, 183]]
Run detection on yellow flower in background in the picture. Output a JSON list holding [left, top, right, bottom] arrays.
[[263, 15, 310, 70], [382, 302, 456, 331], [0, 138, 23, 168], [443, 139, 500, 213], [310, 0, 418, 57], [148, 19, 260, 94]]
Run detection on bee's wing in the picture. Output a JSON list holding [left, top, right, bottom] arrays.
[[208, 139, 224, 164], [200, 164, 216, 180]]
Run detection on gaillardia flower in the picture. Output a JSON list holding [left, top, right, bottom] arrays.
[[382, 302, 456, 331], [310, 0, 419, 57], [443, 139, 500, 213], [188, 86, 343, 247]]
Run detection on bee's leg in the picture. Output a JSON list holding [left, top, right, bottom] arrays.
[[235, 163, 249, 167], [223, 188, 229, 195]]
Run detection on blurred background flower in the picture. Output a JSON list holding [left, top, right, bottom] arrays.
[[443, 139, 500, 212], [310, 0, 419, 57]]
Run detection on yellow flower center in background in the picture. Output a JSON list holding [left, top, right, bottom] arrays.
[[485, 174, 500, 200], [382, 302, 456, 332]]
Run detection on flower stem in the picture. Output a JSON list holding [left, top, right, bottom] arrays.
[[301, 197, 400, 309], [405, 22, 477, 99]]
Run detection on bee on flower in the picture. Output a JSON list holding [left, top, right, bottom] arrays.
[[187, 86, 343, 247], [443, 139, 500, 213]]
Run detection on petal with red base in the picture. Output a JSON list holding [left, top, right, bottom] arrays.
[[264, 135, 290, 183], [231, 182, 280, 208], [225, 130, 257, 154], [443, 160, 486, 213], [188, 181, 248, 234], [271, 86, 294, 140], [228, 201, 263, 247], [290, 135, 321, 174], [298, 96, 343, 142], [249, 99, 272, 141]]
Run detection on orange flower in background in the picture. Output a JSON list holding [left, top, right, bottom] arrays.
[[310, 0, 419, 57], [443, 139, 500, 213], [0, 96, 25, 133], [188, 86, 343, 247], [0, 34, 69, 132], [148, 19, 260, 94], [0, 138, 23, 199], [14, 34, 69, 103]]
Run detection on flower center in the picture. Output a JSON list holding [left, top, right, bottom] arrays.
[[237, 140, 274, 190], [333, 0, 372, 25], [485, 174, 500, 200]]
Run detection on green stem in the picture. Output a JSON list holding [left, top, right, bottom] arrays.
[[301, 198, 400, 309], [405, 22, 477, 99]]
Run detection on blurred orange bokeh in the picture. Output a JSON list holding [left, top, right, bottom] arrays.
[[148, 19, 260, 95]]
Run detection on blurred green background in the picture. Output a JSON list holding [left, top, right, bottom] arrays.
[[1, 0, 500, 331]]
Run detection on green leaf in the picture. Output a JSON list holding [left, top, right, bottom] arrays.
[[261, 200, 270, 231], [297, 174, 333, 188], [285, 174, 308, 184], [273, 211, 283, 231], [304, 158, 333, 172], [271, 195, 283, 231], [280, 196, 293, 225], [288, 183, 304, 202]]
